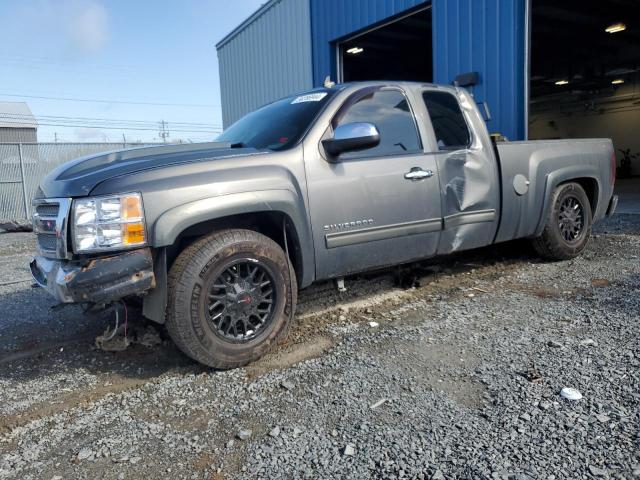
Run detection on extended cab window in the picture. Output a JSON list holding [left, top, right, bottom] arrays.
[[335, 89, 421, 159], [422, 91, 471, 150]]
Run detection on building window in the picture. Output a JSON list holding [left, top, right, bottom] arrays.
[[335, 89, 421, 159], [422, 91, 471, 150]]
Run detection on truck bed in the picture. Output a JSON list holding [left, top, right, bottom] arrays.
[[494, 138, 614, 243]]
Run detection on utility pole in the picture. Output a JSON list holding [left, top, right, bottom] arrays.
[[54, 132, 58, 143], [159, 120, 169, 143]]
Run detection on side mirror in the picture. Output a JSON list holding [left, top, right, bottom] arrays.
[[322, 122, 380, 158]]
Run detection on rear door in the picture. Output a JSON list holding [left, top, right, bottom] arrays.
[[419, 88, 500, 254], [305, 86, 442, 280]]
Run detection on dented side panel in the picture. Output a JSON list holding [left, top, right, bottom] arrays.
[[435, 149, 499, 254], [423, 88, 501, 255]]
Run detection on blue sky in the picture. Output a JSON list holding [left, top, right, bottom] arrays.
[[0, 0, 264, 142]]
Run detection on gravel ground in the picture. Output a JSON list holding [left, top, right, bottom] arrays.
[[0, 214, 638, 480]]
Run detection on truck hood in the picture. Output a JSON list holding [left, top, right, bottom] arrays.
[[37, 142, 267, 198]]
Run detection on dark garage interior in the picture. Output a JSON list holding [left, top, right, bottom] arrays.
[[339, 6, 432, 84], [529, 0, 640, 180]]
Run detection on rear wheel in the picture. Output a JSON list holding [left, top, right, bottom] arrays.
[[166, 229, 297, 369], [531, 182, 592, 260]]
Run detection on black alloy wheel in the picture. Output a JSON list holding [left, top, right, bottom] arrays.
[[206, 260, 277, 342], [558, 195, 585, 243]]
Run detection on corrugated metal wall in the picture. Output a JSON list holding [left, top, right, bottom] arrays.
[[309, 0, 526, 140], [218, 0, 526, 139], [0, 128, 37, 143], [216, 0, 314, 127], [309, 0, 427, 86], [432, 0, 526, 141]]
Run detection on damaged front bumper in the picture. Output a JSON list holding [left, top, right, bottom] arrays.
[[30, 248, 155, 304]]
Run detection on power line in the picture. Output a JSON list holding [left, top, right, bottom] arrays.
[[0, 112, 222, 129], [0, 119, 221, 133], [0, 92, 219, 108]]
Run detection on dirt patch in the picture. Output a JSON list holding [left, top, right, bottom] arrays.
[[193, 452, 215, 471], [0, 333, 98, 366], [504, 281, 582, 299], [395, 340, 487, 409], [0, 343, 200, 435], [245, 335, 334, 379], [0, 375, 150, 435], [290, 254, 529, 343], [591, 278, 611, 287]]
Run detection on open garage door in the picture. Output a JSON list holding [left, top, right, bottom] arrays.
[[529, 0, 640, 180], [338, 6, 432, 83]]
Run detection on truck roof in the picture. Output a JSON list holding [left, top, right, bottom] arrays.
[[327, 80, 460, 95]]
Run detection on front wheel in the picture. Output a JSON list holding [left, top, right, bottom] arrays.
[[531, 182, 592, 260], [166, 229, 297, 369]]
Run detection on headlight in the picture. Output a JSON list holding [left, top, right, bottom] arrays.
[[72, 192, 147, 253]]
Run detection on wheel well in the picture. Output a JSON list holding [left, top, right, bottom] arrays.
[[562, 177, 599, 214], [167, 211, 304, 283]]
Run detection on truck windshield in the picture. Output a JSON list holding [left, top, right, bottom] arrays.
[[217, 89, 336, 151]]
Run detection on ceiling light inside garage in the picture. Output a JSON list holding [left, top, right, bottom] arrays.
[[611, 79, 625, 85], [605, 23, 626, 33], [554, 79, 569, 86], [346, 47, 364, 54]]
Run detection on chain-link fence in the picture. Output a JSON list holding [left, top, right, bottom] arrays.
[[0, 143, 161, 220]]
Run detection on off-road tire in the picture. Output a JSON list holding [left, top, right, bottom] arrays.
[[531, 182, 592, 260], [166, 229, 297, 369]]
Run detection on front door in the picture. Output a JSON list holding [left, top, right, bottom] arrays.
[[305, 87, 443, 280]]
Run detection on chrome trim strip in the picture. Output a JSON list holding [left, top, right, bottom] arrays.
[[32, 197, 72, 259], [325, 218, 442, 249], [443, 209, 496, 229]]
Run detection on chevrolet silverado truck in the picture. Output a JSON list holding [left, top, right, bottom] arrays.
[[30, 81, 618, 368]]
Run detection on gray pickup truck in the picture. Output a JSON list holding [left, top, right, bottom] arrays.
[[30, 81, 618, 368]]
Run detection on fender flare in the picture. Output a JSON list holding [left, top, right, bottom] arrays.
[[533, 165, 602, 237], [152, 189, 315, 287]]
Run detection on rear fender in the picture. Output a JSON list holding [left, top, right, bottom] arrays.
[[534, 166, 602, 237]]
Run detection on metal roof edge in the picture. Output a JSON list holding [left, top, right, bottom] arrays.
[[216, 0, 285, 50]]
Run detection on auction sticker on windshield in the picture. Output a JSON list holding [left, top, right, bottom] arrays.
[[291, 92, 328, 104]]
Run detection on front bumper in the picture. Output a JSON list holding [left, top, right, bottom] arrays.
[[606, 194, 619, 217], [30, 248, 155, 304]]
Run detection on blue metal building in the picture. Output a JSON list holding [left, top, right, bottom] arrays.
[[217, 0, 529, 141]]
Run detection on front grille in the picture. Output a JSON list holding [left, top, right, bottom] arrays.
[[37, 234, 58, 252], [32, 198, 72, 259], [36, 204, 60, 217]]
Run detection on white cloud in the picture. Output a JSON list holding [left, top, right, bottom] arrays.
[[66, 1, 109, 54], [0, 0, 110, 58], [74, 127, 109, 141]]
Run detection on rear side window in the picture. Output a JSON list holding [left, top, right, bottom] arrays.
[[422, 91, 471, 150], [335, 89, 421, 159]]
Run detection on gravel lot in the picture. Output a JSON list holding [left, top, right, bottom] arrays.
[[0, 212, 638, 480]]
